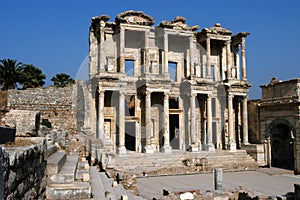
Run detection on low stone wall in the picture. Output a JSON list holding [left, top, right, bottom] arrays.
[[7, 85, 78, 134], [0, 137, 46, 199]]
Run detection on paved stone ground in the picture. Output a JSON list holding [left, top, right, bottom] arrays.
[[136, 168, 299, 199]]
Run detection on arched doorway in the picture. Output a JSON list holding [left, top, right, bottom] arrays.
[[269, 119, 295, 170]]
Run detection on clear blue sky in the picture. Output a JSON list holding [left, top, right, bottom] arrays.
[[1, 0, 299, 99]]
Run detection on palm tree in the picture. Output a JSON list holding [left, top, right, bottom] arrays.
[[0, 59, 23, 90], [51, 73, 75, 87], [19, 64, 46, 89]]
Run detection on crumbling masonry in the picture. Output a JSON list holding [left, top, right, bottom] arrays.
[[87, 10, 251, 155]]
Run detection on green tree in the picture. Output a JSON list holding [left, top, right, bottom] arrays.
[[0, 59, 23, 90], [19, 64, 46, 89], [51, 73, 75, 87]]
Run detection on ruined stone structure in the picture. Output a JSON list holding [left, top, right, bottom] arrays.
[[248, 78, 300, 173], [88, 10, 251, 155]]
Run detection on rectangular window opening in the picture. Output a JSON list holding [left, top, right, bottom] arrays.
[[125, 59, 134, 76], [168, 62, 177, 82]]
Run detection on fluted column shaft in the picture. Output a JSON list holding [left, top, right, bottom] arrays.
[[206, 94, 215, 151], [118, 92, 126, 154], [242, 96, 249, 144], [164, 33, 169, 75], [120, 27, 125, 73], [241, 37, 247, 80], [162, 92, 172, 153], [98, 90, 105, 140], [228, 94, 236, 150], [144, 91, 153, 153], [226, 41, 232, 79], [206, 37, 211, 78]]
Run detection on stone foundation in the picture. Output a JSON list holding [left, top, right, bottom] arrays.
[[0, 137, 47, 199]]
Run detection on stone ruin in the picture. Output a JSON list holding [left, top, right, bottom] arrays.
[[86, 10, 251, 157]]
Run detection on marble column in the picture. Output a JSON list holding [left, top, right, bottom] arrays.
[[118, 92, 126, 154], [99, 21, 105, 73], [189, 93, 198, 152], [226, 41, 232, 79], [227, 93, 236, 151], [241, 37, 247, 80], [162, 92, 172, 153], [206, 37, 211, 78], [206, 94, 215, 151], [164, 33, 169, 75], [119, 27, 125, 73], [242, 95, 249, 144], [190, 36, 195, 76], [98, 90, 105, 140], [144, 30, 150, 73], [144, 91, 153, 153]]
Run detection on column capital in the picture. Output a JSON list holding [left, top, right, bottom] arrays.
[[191, 92, 197, 97], [164, 92, 170, 97], [228, 93, 234, 99]]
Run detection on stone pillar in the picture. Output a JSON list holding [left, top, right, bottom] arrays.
[[226, 41, 232, 79], [189, 93, 198, 152], [214, 168, 223, 190], [241, 37, 247, 80], [144, 91, 153, 153], [190, 36, 194, 76], [242, 95, 249, 144], [227, 93, 236, 151], [206, 94, 215, 151], [98, 90, 105, 140], [206, 37, 211, 78], [119, 27, 125, 73], [162, 92, 172, 153], [144, 30, 150, 73], [118, 92, 126, 154], [164, 33, 169, 75], [99, 21, 105, 73]]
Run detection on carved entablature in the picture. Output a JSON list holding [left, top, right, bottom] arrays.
[[115, 10, 155, 26], [91, 15, 110, 32], [232, 32, 250, 45], [159, 16, 199, 31], [200, 23, 232, 36]]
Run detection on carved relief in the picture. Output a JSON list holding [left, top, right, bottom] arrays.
[[115, 10, 154, 26]]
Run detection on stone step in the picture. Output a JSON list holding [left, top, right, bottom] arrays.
[[99, 172, 117, 199], [46, 150, 67, 175], [89, 166, 106, 199], [45, 144, 58, 159], [48, 154, 78, 184], [46, 182, 91, 200]]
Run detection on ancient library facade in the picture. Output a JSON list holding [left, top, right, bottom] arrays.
[[88, 10, 251, 154]]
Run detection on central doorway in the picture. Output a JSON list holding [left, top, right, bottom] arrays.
[[271, 123, 294, 170], [169, 114, 179, 149], [125, 122, 136, 151]]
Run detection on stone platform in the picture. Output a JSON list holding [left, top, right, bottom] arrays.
[[104, 149, 259, 177]]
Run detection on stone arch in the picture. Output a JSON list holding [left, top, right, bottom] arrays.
[[268, 118, 295, 170]]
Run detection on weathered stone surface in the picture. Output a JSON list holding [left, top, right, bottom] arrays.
[[1, 137, 47, 199], [4, 110, 40, 137]]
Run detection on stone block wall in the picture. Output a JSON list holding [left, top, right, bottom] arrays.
[[0, 137, 46, 199], [7, 85, 80, 134]]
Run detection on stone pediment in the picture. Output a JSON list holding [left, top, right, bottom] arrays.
[[201, 23, 232, 35], [159, 16, 199, 31], [115, 10, 155, 26]]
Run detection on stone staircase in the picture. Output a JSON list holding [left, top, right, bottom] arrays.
[[45, 144, 142, 199], [106, 149, 259, 176]]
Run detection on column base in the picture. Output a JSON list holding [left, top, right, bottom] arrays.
[[161, 145, 172, 153], [206, 143, 215, 151], [228, 143, 236, 151], [118, 146, 126, 155], [189, 144, 198, 152], [144, 145, 154, 153]]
